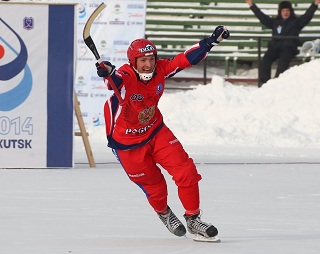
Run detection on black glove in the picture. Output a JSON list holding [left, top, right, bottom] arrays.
[[206, 26, 230, 46], [96, 61, 115, 78]]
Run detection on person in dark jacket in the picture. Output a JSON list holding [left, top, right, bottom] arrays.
[[245, 0, 319, 86]]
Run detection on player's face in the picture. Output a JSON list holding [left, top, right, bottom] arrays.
[[281, 8, 291, 19], [136, 55, 156, 73]]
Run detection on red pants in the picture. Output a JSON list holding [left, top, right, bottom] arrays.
[[114, 125, 202, 215]]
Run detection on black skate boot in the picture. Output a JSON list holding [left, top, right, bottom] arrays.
[[184, 213, 220, 242], [158, 206, 186, 237]]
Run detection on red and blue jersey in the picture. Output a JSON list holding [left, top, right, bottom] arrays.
[[103, 39, 213, 150]]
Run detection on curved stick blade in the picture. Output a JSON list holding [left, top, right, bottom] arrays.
[[83, 2, 106, 40]]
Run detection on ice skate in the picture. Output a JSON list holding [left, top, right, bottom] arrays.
[[158, 206, 186, 237], [184, 213, 220, 242]]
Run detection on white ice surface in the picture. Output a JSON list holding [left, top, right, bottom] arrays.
[[1, 60, 320, 253], [1, 164, 320, 254]]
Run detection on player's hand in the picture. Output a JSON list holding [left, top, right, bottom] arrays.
[[206, 26, 230, 46], [213, 25, 230, 42], [96, 61, 115, 78]]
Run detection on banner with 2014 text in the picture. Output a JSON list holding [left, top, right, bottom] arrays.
[[0, 3, 75, 168]]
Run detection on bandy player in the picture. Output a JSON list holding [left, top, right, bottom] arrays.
[[96, 26, 229, 242]]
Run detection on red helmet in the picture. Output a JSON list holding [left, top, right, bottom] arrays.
[[127, 39, 157, 69]]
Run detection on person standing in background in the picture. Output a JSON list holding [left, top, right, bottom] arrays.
[[245, 0, 319, 86]]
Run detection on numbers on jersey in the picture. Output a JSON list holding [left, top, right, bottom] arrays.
[[130, 94, 144, 101]]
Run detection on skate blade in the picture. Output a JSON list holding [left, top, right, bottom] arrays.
[[193, 234, 221, 243]]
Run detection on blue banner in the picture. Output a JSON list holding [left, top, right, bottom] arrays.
[[47, 5, 75, 167]]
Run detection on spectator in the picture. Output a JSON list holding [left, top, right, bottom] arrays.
[[245, 0, 319, 86]]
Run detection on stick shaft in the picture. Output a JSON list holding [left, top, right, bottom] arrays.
[[83, 2, 124, 104]]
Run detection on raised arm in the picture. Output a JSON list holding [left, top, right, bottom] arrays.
[[184, 26, 230, 65], [298, 0, 319, 28], [247, 0, 274, 29]]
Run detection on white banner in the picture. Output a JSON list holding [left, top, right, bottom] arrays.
[[75, 0, 146, 129], [0, 0, 146, 167], [0, 3, 75, 168], [0, 4, 48, 167]]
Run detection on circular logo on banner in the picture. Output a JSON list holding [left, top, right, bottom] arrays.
[[0, 18, 32, 112], [78, 4, 86, 19]]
